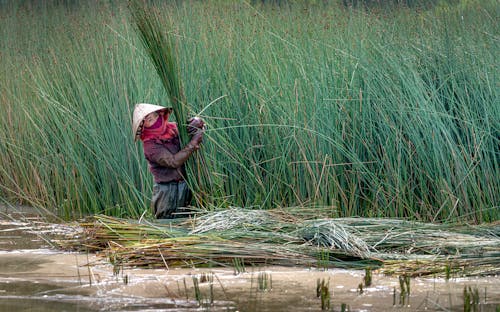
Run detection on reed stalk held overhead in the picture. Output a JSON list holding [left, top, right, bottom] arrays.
[[129, 0, 210, 204], [129, 0, 189, 143]]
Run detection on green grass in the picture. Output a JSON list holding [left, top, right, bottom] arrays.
[[0, 0, 498, 222]]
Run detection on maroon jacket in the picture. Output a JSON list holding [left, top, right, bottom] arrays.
[[142, 136, 196, 184]]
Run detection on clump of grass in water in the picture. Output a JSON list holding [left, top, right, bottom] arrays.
[[363, 267, 372, 287], [357, 282, 364, 295], [110, 258, 129, 285], [445, 262, 452, 280], [182, 278, 189, 300], [192, 274, 215, 307], [257, 272, 272, 291], [398, 275, 411, 306], [358, 267, 372, 294], [463, 286, 480, 312], [232, 258, 245, 275], [316, 278, 331, 310], [317, 250, 331, 270], [192, 275, 202, 304], [393, 287, 397, 306], [358, 267, 372, 295]]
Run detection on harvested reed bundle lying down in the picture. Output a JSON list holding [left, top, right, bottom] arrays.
[[331, 218, 500, 251], [330, 218, 500, 276], [60, 209, 500, 276]]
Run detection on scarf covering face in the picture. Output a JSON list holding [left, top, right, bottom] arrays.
[[140, 112, 178, 142]]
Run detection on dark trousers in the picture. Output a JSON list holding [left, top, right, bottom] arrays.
[[151, 181, 192, 219]]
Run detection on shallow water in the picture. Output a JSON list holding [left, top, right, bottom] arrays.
[[1, 208, 499, 311]]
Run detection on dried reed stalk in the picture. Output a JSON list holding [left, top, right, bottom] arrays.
[[57, 209, 500, 276]]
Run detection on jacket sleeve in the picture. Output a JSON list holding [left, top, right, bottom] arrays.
[[144, 141, 197, 169]]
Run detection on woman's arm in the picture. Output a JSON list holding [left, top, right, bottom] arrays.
[[144, 132, 203, 168]]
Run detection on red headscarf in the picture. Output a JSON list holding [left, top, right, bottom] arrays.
[[140, 111, 178, 142]]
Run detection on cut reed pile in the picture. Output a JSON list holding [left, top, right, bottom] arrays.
[[60, 208, 499, 277]]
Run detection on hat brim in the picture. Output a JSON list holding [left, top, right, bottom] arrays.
[[133, 103, 173, 141]]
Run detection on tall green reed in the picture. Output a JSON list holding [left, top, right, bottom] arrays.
[[0, 0, 498, 222], [0, 2, 154, 218]]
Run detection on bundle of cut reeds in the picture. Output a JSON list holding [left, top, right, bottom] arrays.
[[129, 0, 188, 142], [58, 208, 500, 276], [129, 0, 211, 205]]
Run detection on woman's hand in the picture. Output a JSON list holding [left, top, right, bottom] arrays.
[[188, 131, 204, 150], [187, 117, 205, 135]]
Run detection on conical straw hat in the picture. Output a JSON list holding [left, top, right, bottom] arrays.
[[132, 103, 173, 141]]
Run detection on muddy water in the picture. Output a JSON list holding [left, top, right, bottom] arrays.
[[1, 209, 499, 311]]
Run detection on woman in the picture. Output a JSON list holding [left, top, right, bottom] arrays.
[[132, 103, 204, 218]]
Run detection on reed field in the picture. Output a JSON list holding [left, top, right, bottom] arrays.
[[0, 0, 498, 222]]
